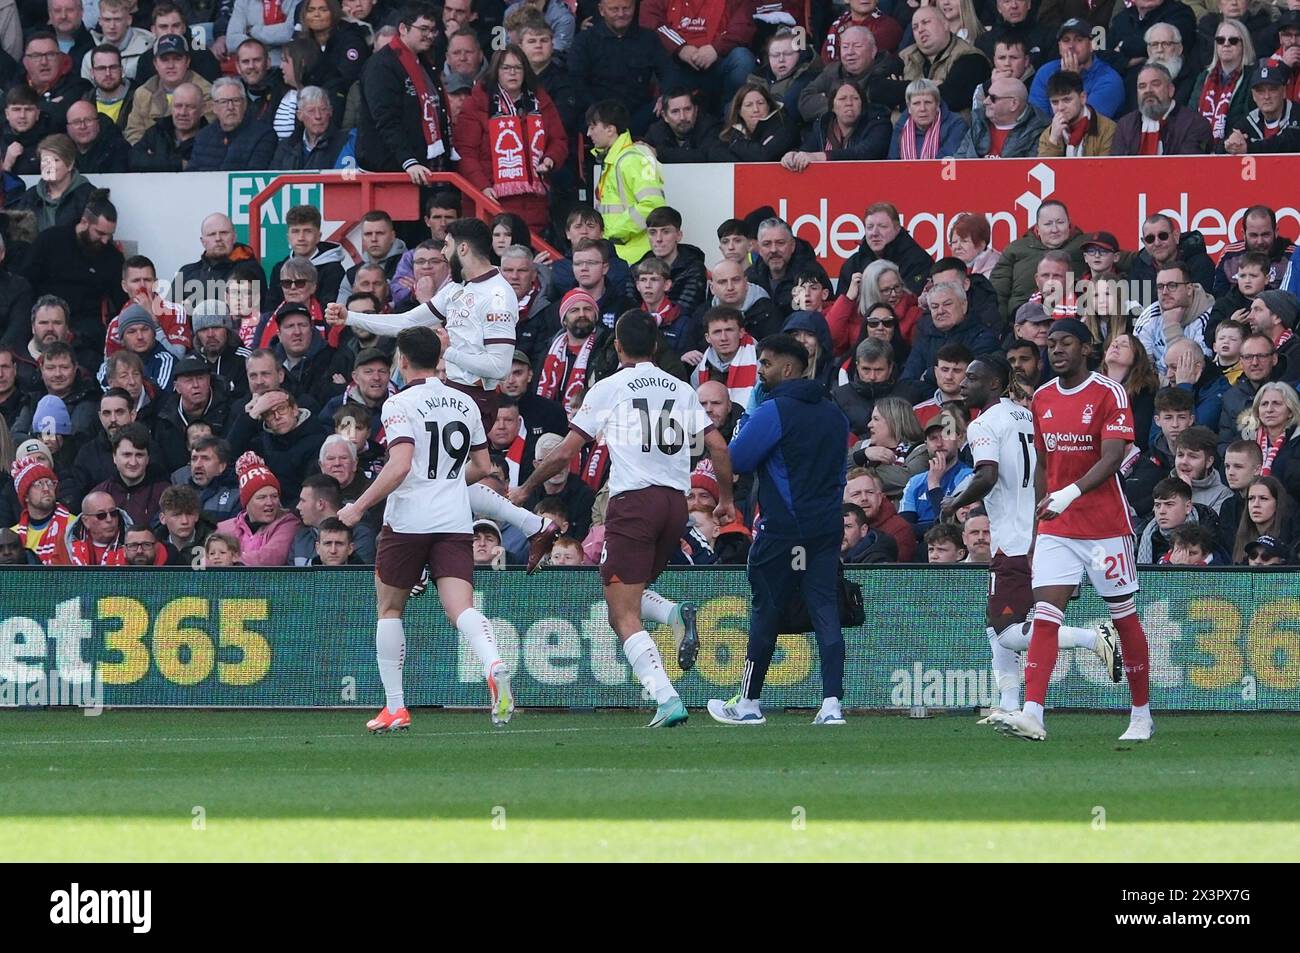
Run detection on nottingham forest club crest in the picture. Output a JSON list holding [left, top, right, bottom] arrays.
[[1081, 403, 1094, 425]]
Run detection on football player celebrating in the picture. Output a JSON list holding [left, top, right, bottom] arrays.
[[1000, 320, 1153, 742], [941, 354, 1122, 727], [326, 218, 559, 571], [339, 326, 514, 732], [513, 311, 735, 728]]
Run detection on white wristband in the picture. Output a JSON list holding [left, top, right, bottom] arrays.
[[1046, 483, 1083, 515]]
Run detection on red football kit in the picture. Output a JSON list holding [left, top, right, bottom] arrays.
[[1031, 372, 1135, 540]]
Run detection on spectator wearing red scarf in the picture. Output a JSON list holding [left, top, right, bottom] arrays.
[[357, 2, 454, 182], [452, 45, 567, 234]]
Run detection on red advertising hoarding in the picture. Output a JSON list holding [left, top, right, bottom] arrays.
[[734, 156, 1300, 279]]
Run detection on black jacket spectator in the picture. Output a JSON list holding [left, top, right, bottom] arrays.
[[273, 329, 337, 407], [685, 292, 783, 352], [128, 114, 205, 171], [72, 116, 131, 173], [0, 263, 34, 348], [636, 243, 709, 318], [271, 125, 351, 169], [644, 111, 722, 164], [0, 110, 52, 176], [833, 375, 901, 439], [535, 59, 582, 135], [48, 22, 95, 72], [25, 69, 94, 128], [747, 237, 829, 316], [525, 472, 596, 540], [245, 70, 288, 125], [797, 53, 905, 123], [174, 238, 260, 308], [250, 409, 330, 506], [1108, 0, 1199, 71], [712, 105, 799, 162], [1127, 229, 1215, 294], [567, 18, 666, 127], [975, 11, 1053, 66], [900, 313, 1002, 384], [843, 526, 899, 563], [1222, 100, 1300, 154], [153, 387, 233, 474], [800, 103, 892, 160], [356, 36, 453, 172], [303, 22, 371, 119], [188, 113, 277, 171], [18, 223, 125, 359], [60, 427, 166, 510], [1123, 431, 1176, 519], [837, 225, 935, 296]]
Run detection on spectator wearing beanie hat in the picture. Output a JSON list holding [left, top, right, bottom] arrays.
[[536, 288, 608, 416], [10, 455, 74, 565], [189, 301, 251, 397], [31, 393, 78, 474], [105, 256, 192, 364], [215, 450, 301, 566], [98, 303, 178, 392], [1249, 289, 1300, 382]]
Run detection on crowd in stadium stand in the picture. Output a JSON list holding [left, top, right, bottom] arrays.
[[2, 0, 1300, 570]]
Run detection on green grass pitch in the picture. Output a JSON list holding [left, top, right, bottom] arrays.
[[2, 709, 1297, 861]]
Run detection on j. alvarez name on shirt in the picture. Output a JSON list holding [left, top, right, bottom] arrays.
[[414, 394, 473, 418]]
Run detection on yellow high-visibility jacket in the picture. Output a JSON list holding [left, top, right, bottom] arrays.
[[594, 131, 665, 265]]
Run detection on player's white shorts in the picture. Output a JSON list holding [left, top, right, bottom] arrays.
[[1031, 534, 1139, 598]]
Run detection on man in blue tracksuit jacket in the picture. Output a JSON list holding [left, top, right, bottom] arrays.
[[708, 334, 851, 726]]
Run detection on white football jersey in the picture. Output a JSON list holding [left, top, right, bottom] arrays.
[[570, 362, 712, 497], [965, 398, 1037, 557], [347, 269, 518, 390], [380, 378, 488, 534]]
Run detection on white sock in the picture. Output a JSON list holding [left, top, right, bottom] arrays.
[[735, 697, 761, 714], [987, 626, 1021, 710], [995, 621, 1030, 652], [455, 607, 502, 678], [623, 631, 677, 704], [640, 590, 677, 626], [1023, 700, 1044, 722], [1132, 703, 1151, 719], [376, 618, 405, 713], [470, 482, 545, 536], [1058, 625, 1098, 651], [820, 696, 842, 712]]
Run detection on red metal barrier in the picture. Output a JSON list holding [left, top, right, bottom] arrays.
[[245, 171, 563, 264]]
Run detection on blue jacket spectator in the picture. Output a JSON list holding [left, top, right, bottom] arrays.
[[899, 457, 975, 530], [1030, 55, 1124, 118], [900, 310, 1002, 385], [188, 80, 277, 171]]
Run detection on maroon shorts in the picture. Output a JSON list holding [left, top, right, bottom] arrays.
[[600, 485, 688, 587], [445, 379, 500, 433], [375, 526, 474, 589], [988, 552, 1033, 627]]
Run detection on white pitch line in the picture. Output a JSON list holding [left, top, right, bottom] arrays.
[[0, 719, 831, 748], [0, 724, 655, 747]]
